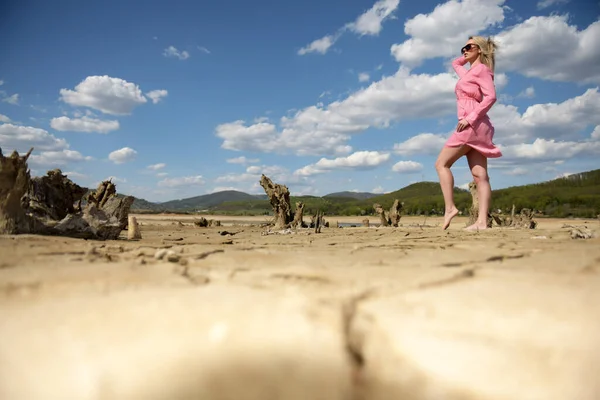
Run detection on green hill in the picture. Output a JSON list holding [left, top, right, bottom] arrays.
[[126, 169, 600, 218], [323, 191, 378, 200]]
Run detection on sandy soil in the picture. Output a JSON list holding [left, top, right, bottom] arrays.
[[1, 215, 599, 399]]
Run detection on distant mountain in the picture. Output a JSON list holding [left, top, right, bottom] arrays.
[[126, 169, 600, 218], [157, 190, 258, 211], [324, 191, 378, 200]]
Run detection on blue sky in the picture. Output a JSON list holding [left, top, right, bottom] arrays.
[[1, 0, 599, 202]]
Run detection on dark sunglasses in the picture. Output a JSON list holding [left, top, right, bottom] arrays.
[[461, 43, 479, 54]]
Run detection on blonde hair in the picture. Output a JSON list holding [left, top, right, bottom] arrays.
[[469, 36, 498, 72]]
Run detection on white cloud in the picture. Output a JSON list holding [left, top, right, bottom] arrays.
[[60, 76, 148, 115], [495, 73, 509, 89], [372, 185, 385, 194], [2, 93, 19, 105], [50, 116, 119, 133], [0, 80, 3, 86], [537, 0, 569, 9], [108, 147, 137, 164], [294, 151, 390, 176], [158, 175, 205, 188], [0, 114, 10, 123], [298, 0, 400, 55], [393, 133, 447, 156], [358, 72, 371, 82], [500, 138, 600, 162], [226, 156, 260, 164], [489, 88, 600, 144], [517, 86, 535, 98], [298, 35, 339, 55], [147, 163, 166, 171], [216, 165, 293, 185], [0, 123, 68, 152], [216, 68, 458, 156], [348, 0, 401, 35], [496, 16, 600, 84], [391, 0, 506, 68], [104, 176, 127, 184], [197, 46, 211, 54], [63, 171, 88, 181], [163, 46, 190, 60], [29, 150, 92, 167], [156, 172, 168, 178], [504, 167, 528, 176], [145, 89, 168, 104], [391, 160, 423, 173], [592, 126, 600, 140]]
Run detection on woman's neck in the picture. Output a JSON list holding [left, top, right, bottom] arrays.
[[469, 57, 482, 68]]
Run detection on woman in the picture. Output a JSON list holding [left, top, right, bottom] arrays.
[[435, 36, 502, 231]]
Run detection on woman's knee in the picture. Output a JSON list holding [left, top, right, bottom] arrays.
[[471, 167, 489, 183]]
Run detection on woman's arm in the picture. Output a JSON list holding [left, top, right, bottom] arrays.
[[452, 57, 468, 79], [465, 65, 497, 126]]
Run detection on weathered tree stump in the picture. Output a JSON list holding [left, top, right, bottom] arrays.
[[373, 203, 389, 227], [127, 215, 142, 240], [362, 218, 370, 227], [389, 199, 403, 227], [373, 200, 402, 227], [0, 147, 134, 239], [291, 202, 306, 228], [259, 174, 292, 229], [0, 147, 34, 234], [194, 217, 209, 227], [490, 204, 537, 229], [467, 181, 493, 228]]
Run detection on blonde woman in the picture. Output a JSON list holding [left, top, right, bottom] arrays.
[[435, 36, 502, 230]]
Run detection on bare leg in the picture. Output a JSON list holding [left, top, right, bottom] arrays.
[[465, 150, 491, 231], [435, 145, 471, 229]]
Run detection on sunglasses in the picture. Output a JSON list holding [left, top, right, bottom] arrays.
[[461, 43, 479, 54]]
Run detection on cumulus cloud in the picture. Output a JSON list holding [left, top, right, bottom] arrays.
[[50, 116, 119, 133], [2, 93, 19, 105], [216, 68, 458, 156], [372, 185, 385, 194], [496, 16, 600, 84], [294, 151, 390, 176], [59, 76, 148, 115], [147, 163, 166, 170], [391, 160, 423, 173], [358, 73, 371, 82], [499, 138, 600, 162], [108, 147, 137, 164], [0, 123, 68, 152], [393, 133, 447, 156], [226, 156, 260, 164], [158, 175, 205, 188], [298, 0, 400, 55], [489, 88, 600, 144], [537, 0, 569, 9], [146, 89, 168, 104], [0, 114, 10, 123], [163, 46, 190, 60], [29, 150, 92, 167], [517, 86, 535, 99], [391, 0, 506, 68], [592, 126, 600, 140]]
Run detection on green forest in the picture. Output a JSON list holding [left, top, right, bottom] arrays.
[[133, 169, 600, 218]]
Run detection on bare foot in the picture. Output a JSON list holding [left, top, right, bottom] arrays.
[[442, 208, 459, 230], [464, 223, 488, 231]]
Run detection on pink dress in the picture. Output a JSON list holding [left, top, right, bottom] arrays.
[[445, 57, 502, 158]]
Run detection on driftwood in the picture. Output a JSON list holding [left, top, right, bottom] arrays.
[[0, 147, 134, 239], [373, 200, 403, 227], [362, 218, 370, 227], [260, 174, 292, 229]]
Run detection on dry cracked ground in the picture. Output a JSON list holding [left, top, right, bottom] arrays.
[[1, 214, 599, 400]]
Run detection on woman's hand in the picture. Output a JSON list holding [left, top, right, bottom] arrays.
[[456, 119, 470, 132]]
